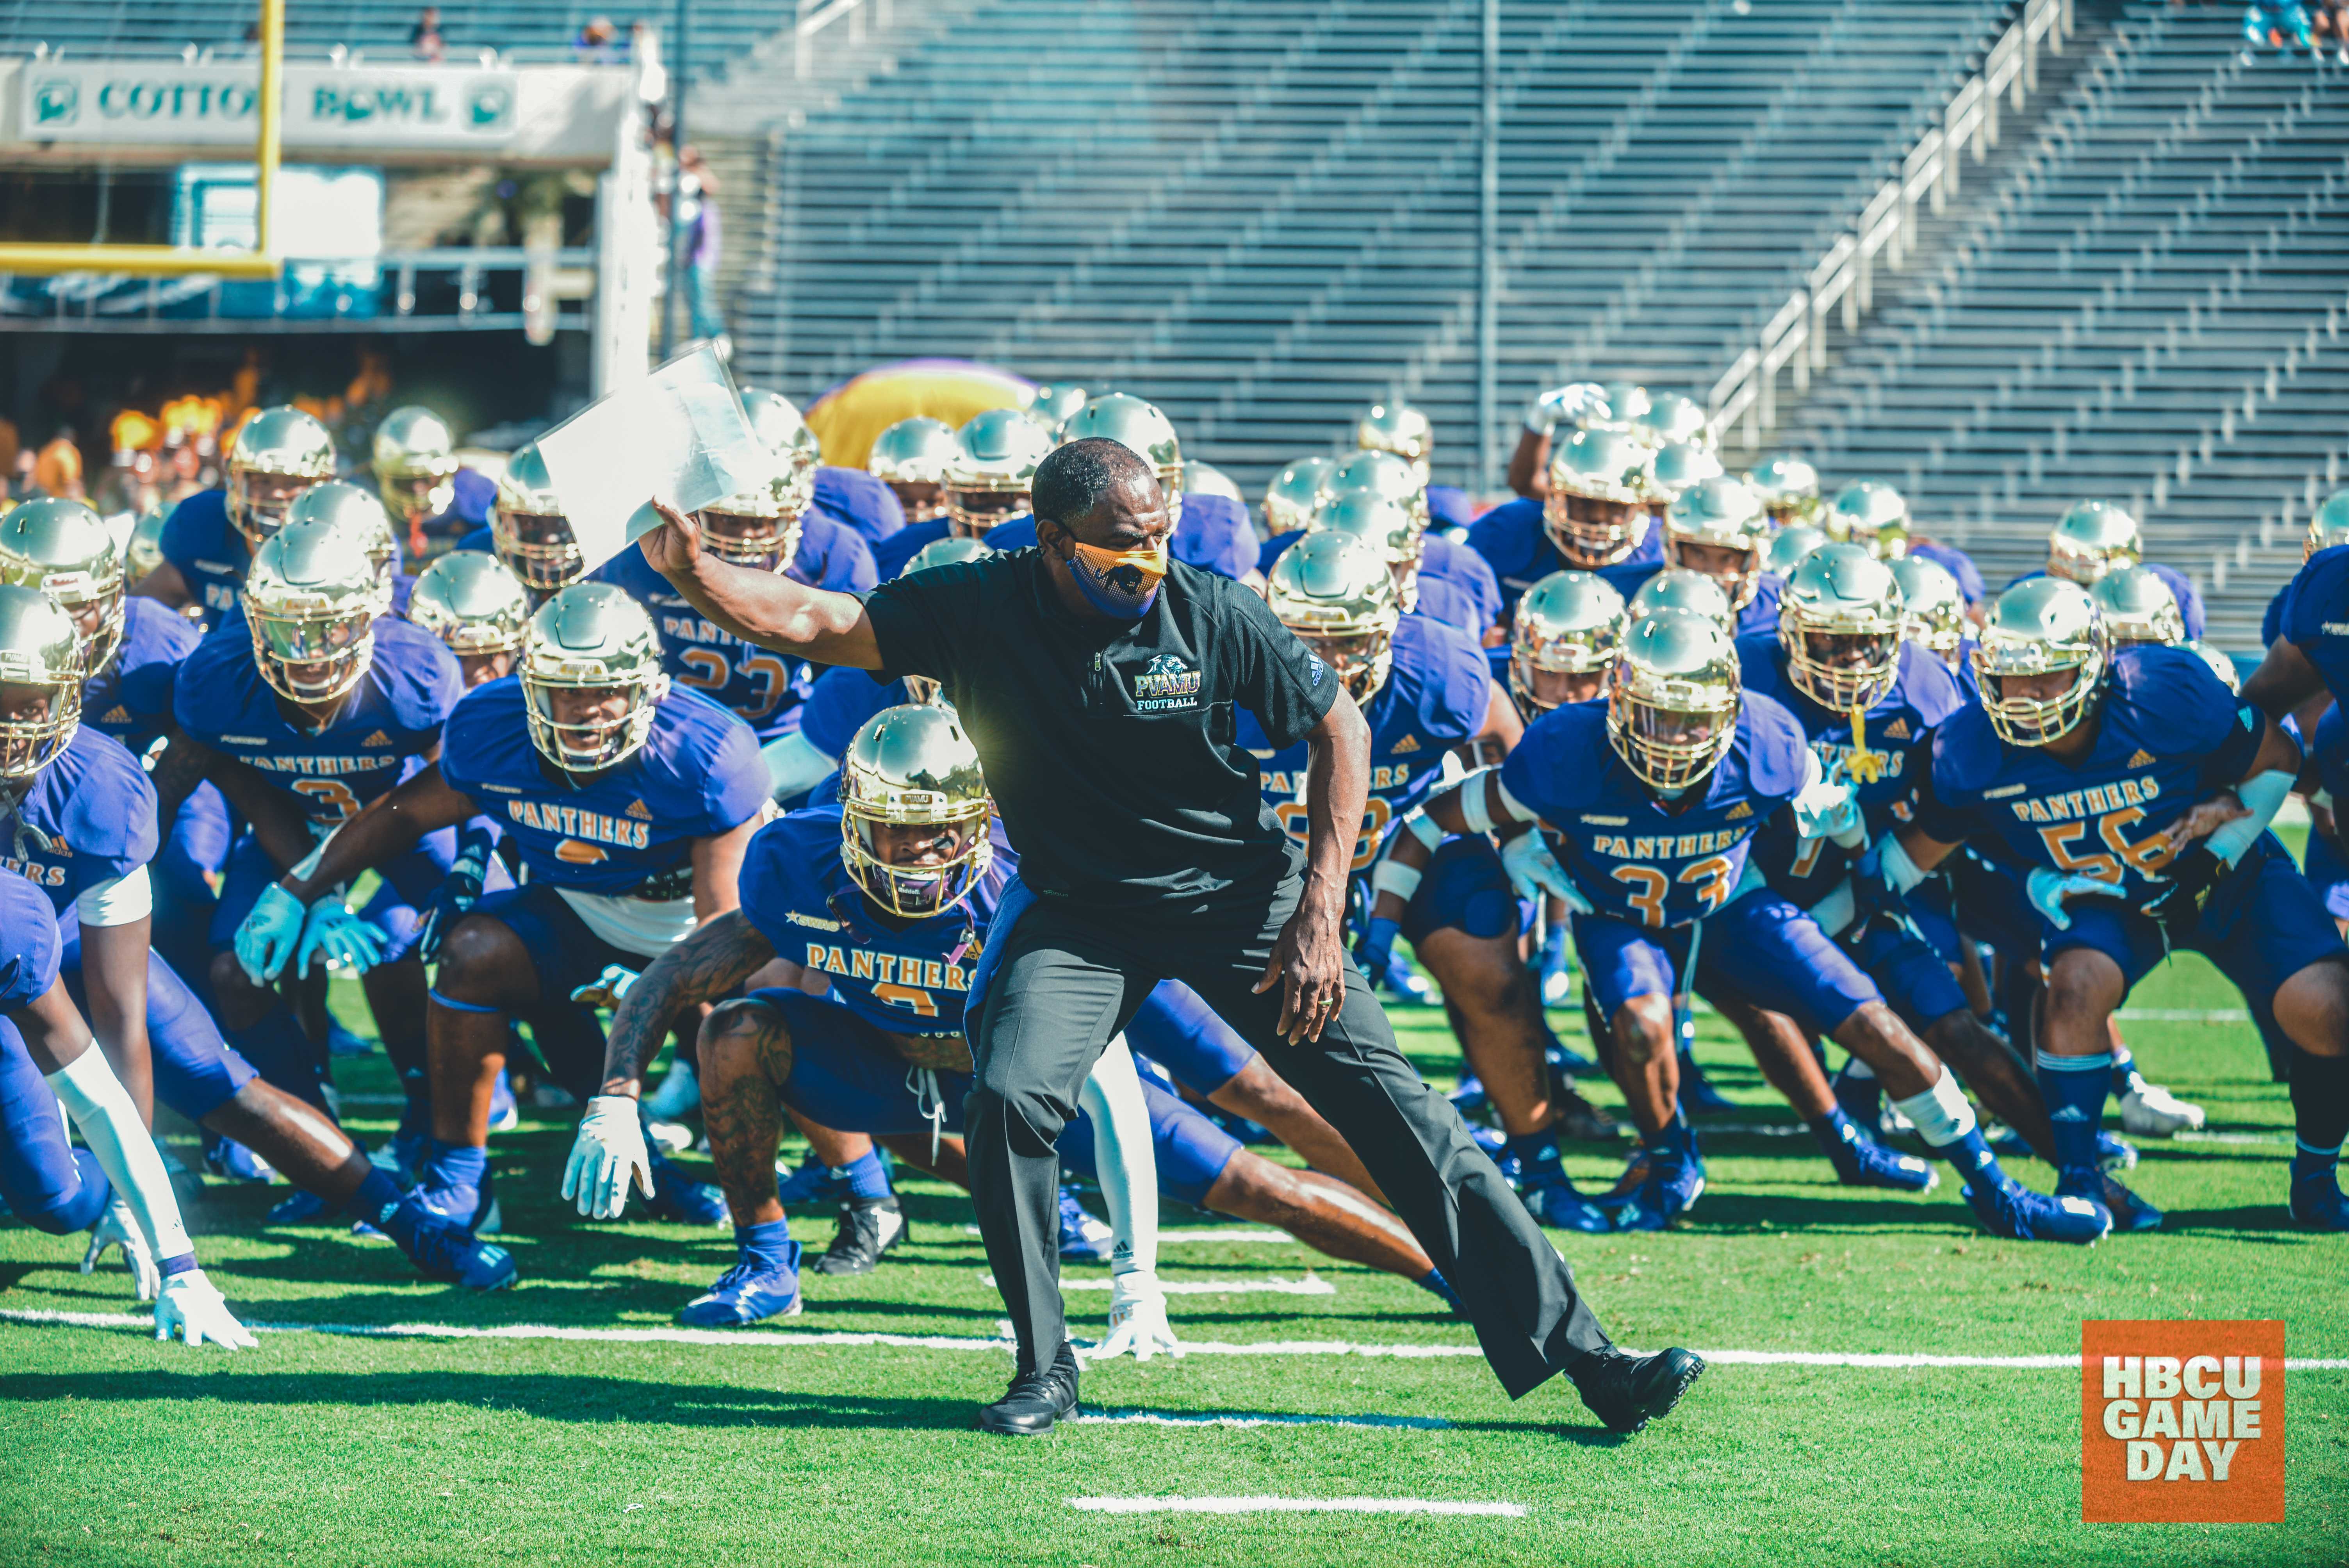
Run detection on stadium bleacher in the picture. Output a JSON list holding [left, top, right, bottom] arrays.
[[1771, 0, 2349, 652]]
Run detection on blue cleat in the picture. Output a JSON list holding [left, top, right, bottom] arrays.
[[1377, 948, 1435, 1007], [205, 1136, 276, 1185], [679, 1244, 805, 1327], [2289, 1162, 2349, 1230], [1522, 1168, 1614, 1233], [1613, 1147, 1706, 1232], [266, 1188, 334, 1225], [487, 1068, 519, 1134], [1591, 1146, 1654, 1212], [1962, 1174, 2110, 1244], [2066, 1167, 2161, 1233], [1676, 1049, 1737, 1113], [1831, 1064, 1884, 1131], [411, 1169, 502, 1237], [1057, 1185, 1115, 1263], [1837, 1136, 1939, 1193], [776, 1157, 850, 1208], [1449, 1074, 1492, 1121], [2097, 1130, 2139, 1172], [644, 1151, 729, 1226], [401, 1209, 517, 1289], [1464, 1121, 1507, 1162]]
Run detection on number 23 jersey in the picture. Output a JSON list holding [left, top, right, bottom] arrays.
[[1499, 693, 1814, 929]]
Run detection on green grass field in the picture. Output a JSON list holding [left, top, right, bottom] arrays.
[[2, 946, 2344, 1567]]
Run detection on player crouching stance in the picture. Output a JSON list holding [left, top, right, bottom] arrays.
[[1885, 580, 2349, 1229], [569, 705, 1457, 1336], [1381, 609, 2113, 1241]]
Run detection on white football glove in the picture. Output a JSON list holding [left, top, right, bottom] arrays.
[[2026, 868, 2112, 930], [560, 1094, 654, 1219], [82, 1196, 159, 1301], [235, 883, 308, 985], [1523, 381, 1606, 436], [1792, 766, 1866, 847], [568, 964, 641, 1010], [1501, 829, 1593, 914], [298, 901, 383, 978], [1093, 1268, 1181, 1363], [155, 1269, 257, 1350]]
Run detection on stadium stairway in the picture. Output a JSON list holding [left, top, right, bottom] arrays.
[[732, 0, 2020, 494], [1765, 2, 2349, 654]]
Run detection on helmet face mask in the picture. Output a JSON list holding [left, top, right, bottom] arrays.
[[1889, 556, 1966, 665], [244, 520, 380, 708], [943, 485, 1030, 538], [0, 497, 125, 679], [697, 502, 805, 574], [226, 407, 336, 551], [1606, 610, 1741, 792], [868, 417, 958, 523], [1543, 428, 1658, 567], [0, 585, 85, 781], [839, 704, 993, 920], [2047, 501, 2140, 585], [1509, 570, 1624, 717], [1779, 543, 1906, 713], [229, 468, 322, 550], [1267, 531, 1403, 704], [521, 583, 669, 772], [1544, 492, 1653, 567], [495, 510, 582, 593], [1973, 578, 2108, 747]]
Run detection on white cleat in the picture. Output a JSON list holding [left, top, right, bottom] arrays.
[[2120, 1077, 2206, 1137]]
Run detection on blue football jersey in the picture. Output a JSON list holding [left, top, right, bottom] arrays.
[[1739, 636, 1963, 906], [172, 615, 461, 825], [1256, 530, 1501, 640], [1916, 644, 2266, 905], [438, 678, 767, 897], [0, 727, 159, 913], [1731, 576, 1783, 643], [2312, 704, 2349, 802], [157, 489, 248, 630], [2278, 545, 2349, 709], [798, 666, 912, 763], [1500, 693, 1812, 930], [84, 597, 201, 756], [811, 467, 907, 547], [870, 519, 956, 579], [1235, 612, 1492, 873], [2005, 564, 2205, 642], [0, 865, 61, 1005], [591, 517, 876, 741], [738, 805, 1012, 1038], [1465, 497, 1665, 619]]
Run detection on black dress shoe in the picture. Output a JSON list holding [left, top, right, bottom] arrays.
[[811, 1195, 907, 1276], [978, 1341, 1080, 1436], [1571, 1346, 1705, 1433]]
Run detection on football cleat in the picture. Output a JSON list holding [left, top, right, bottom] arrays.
[[678, 1245, 805, 1327], [1571, 1346, 1706, 1434], [811, 1195, 908, 1276], [1058, 1185, 1116, 1263], [370, 1130, 426, 1190], [1613, 1147, 1706, 1231], [2078, 1169, 2164, 1233], [1593, 1146, 1654, 1211], [404, 1212, 518, 1290], [1374, 947, 1435, 1005], [1449, 1075, 1492, 1121], [2288, 1162, 2349, 1230], [643, 1151, 729, 1226], [487, 1067, 519, 1134], [2119, 1075, 2206, 1137], [1962, 1175, 2110, 1244], [776, 1158, 851, 1208], [1522, 1169, 1614, 1234], [2098, 1130, 2139, 1172], [1819, 1118, 1938, 1192], [1677, 1049, 1737, 1113], [266, 1188, 334, 1226], [205, 1136, 276, 1185], [412, 1171, 503, 1237]]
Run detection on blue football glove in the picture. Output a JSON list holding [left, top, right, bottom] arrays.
[[415, 828, 493, 966], [297, 901, 384, 978], [235, 883, 308, 985], [2026, 867, 2113, 931], [1356, 916, 1402, 981]]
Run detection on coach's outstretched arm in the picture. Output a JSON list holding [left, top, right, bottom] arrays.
[[640, 499, 884, 670]]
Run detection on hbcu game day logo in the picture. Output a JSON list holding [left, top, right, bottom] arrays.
[[2081, 1320, 2284, 1523]]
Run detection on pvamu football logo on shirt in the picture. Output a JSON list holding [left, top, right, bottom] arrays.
[[1131, 653, 1203, 712]]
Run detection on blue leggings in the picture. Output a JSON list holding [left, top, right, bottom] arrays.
[[0, 1019, 110, 1235]]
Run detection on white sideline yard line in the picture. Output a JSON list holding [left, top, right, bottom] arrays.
[[1068, 1497, 1524, 1517], [1073, 1408, 1450, 1431], [8, 1312, 2343, 1371], [981, 1273, 1335, 1296], [966, 1225, 1299, 1244]]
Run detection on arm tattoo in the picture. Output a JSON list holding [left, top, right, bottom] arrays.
[[600, 910, 775, 1093]]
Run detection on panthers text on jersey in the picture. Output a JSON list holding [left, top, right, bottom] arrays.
[[1499, 692, 1813, 930], [1915, 644, 2266, 905], [84, 596, 200, 756], [437, 677, 768, 898], [157, 489, 248, 630], [0, 726, 159, 910], [172, 614, 461, 825], [1236, 612, 1492, 874], [738, 805, 1011, 1038]]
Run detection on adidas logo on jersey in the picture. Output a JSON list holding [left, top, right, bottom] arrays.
[[2127, 748, 2156, 768], [1881, 718, 1911, 740], [1390, 734, 1420, 754], [626, 799, 653, 820], [99, 706, 132, 725], [1725, 802, 1752, 820], [362, 731, 394, 748]]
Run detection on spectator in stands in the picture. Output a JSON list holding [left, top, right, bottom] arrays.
[[2313, 0, 2349, 60], [575, 16, 623, 61], [2242, 0, 2317, 57], [32, 429, 85, 501], [411, 7, 447, 62], [675, 146, 727, 351]]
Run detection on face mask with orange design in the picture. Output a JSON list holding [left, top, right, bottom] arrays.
[[1064, 537, 1169, 620]]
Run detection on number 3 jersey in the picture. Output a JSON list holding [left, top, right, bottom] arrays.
[[1234, 612, 1493, 873], [1499, 693, 1813, 930], [1913, 643, 2268, 906], [737, 805, 1013, 1040], [172, 615, 463, 826]]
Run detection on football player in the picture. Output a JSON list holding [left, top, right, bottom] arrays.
[[1504, 380, 1638, 500], [1660, 476, 1780, 641], [1469, 427, 1665, 645], [407, 551, 532, 691], [1825, 482, 1911, 559], [2006, 501, 2205, 640], [483, 444, 586, 601], [0, 586, 512, 1286], [864, 416, 959, 525], [1884, 579, 2347, 1229], [1379, 609, 2113, 1240], [568, 706, 1457, 1326], [1744, 454, 1823, 530], [869, 409, 1052, 577], [241, 583, 769, 1231], [370, 406, 462, 561], [135, 406, 335, 629]]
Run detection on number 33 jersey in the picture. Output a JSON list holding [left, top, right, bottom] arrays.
[[1914, 643, 2266, 905], [1499, 693, 1814, 930], [171, 615, 463, 825]]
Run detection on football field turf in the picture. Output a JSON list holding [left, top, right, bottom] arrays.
[[2, 953, 2343, 1567]]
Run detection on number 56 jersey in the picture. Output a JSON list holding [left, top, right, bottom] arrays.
[[1913, 643, 2266, 905], [1499, 693, 1813, 930]]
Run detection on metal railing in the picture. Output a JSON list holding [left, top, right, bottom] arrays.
[[794, 0, 891, 79], [1708, 0, 2071, 448]]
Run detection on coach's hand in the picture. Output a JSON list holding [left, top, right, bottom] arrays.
[[1257, 891, 1348, 1044], [562, 1095, 655, 1219], [636, 498, 704, 580]]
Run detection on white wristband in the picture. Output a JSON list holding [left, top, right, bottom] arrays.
[[1372, 860, 1424, 903], [1459, 768, 1501, 834], [1397, 807, 1442, 851]]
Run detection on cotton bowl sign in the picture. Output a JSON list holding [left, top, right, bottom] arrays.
[[2081, 1320, 2285, 1523], [20, 63, 517, 149]]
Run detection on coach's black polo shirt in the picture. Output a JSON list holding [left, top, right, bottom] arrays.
[[862, 551, 1337, 911]]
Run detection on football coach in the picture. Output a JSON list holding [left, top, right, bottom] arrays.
[[639, 438, 1701, 1436]]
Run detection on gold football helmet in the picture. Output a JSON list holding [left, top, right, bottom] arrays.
[[284, 482, 398, 608], [1779, 543, 1905, 713], [1358, 403, 1434, 464], [1649, 440, 1725, 502], [1324, 449, 1428, 525], [520, 582, 670, 772], [1586, 381, 1652, 431], [226, 405, 336, 551], [1888, 555, 1966, 664], [126, 508, 167, 587], [243, 519, 382, 706], [1262, 456, 1336, 536], [493, 442, 582, 593], [1057, 393, 1182, 512], [1663, 475, 1769, 609], [1608, 609, 1741, 792], [945, 409, 1054, 538], [408, 551, 531, 656], [1543, 426, 1659, 568], [1975, 578, 2107, 746], [1183, 460, 1245, 506], [699, 388, 817, 573], [840, 702, 994, 919], [2306, 488, 2349, 560], [1308, 492, 1423, 612], [1510, 570, 1625, 716], [1763, 522, 1829, 578], [868, 417, 959, 523], [2089, 564, 2185, 648], [1635, 392, 1714, 451], [0, 496, 125, 677], [1745, 453, 1823, 527], [2183, 639, 2240, 694], [1265, 531, 1403, 702], [1629, 568, 1735, 636], [2046, 500, 2140, 584], [0, 583, 84, 780], [1827, 481, 1911, 559], [1026, 384, 1088, 430], [371, 406, 460, 525]]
